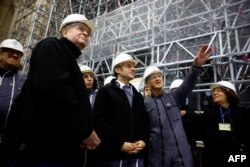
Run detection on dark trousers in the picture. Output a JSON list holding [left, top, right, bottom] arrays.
[[98, 159, 144, 167], [10, 162, 80, 167], [83, 150, 99, 167]]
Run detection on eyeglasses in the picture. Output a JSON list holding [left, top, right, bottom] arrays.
[[1, 48, 23, 58]]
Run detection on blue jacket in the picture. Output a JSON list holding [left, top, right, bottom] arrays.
[[0, 69, 25, 136], [144, 66, 201, 167]]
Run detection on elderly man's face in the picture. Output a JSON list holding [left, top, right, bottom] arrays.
[[62, 23, 91, 50], [147, 72, 164, 90], [0, 48, 22, 70]]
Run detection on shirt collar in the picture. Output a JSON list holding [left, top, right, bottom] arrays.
[[116, 80, 130, 89]]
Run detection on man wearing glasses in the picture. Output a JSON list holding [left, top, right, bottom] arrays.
[[143, 45, 213, 167], [0, 39, 26, 164], [1, 14, 100, 167]]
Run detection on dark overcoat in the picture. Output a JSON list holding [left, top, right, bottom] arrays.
[[2, 37, 93, 164], [93, 80, 150, 162]]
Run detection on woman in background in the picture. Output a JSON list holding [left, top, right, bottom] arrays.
[[198, 81, 249, 167]]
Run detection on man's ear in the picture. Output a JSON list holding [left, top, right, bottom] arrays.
[[114, 66, 121, 74], [61, 28, 67, 37]]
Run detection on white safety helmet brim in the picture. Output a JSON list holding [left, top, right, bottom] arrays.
[[0, 39, 24, 53], [79, 65, 95, 75], [143, 66, 163, 84], [59, 14, 96, 34], [82, 70, 95, 75], [210, 81, 237, 94], [170, 79, 184, 90], [104, 76, 116, 86], [112, 53, 138, 72]]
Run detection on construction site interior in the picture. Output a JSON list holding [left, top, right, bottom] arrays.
[[1, 0, 250, 108]]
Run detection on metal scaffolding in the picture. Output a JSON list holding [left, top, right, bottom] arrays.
[[11, 0, 250, 105], [80, 0, 250, 92], [11, 0, 137, 74]]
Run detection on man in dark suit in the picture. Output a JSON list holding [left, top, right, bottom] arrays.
[[93, 53, 150, 167]]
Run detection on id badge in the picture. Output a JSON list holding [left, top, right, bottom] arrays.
[[218, 123, 231, 131]]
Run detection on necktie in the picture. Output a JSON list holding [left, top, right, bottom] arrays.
[[123, 85, 133, 107]]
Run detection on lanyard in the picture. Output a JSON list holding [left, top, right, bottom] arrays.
[[220, 107, 231, 123]]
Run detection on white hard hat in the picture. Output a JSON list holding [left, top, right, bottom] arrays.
[[210, 81, 237, 94], [170, 79, 183, 90], [79, 65, 94, 75], [129, 77, 143, 92], [0, 39, 24, 53], [143, 66, 163, 83], [59, 14, 96, 33], [111, 53, 138, 72], [104, 76, 116, 86]]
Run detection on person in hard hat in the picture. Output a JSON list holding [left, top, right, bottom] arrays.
[[93, 53, 150, 167], [79, 64, 99, 167], [79, 65, 98, 109], [169, 79, 183, 91], [170, 79, 200, 167], [103, 75, 115, 86], [143, 45, 212, 167], [197, 80, 249, 167], [0, 39, 26, 165], [2, 14, 100, 167]]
